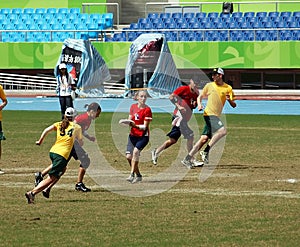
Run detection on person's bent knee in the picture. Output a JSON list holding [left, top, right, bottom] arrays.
[[80, 156, 90, 169]]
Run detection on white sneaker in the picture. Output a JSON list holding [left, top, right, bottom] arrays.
[[193, 160, 204, 167], [132, 175, 142, 183], [0, 169, 4, 175], [200, 151, 209, 164], [126, 174, 134, 183], [151, 149, 158, 165], [181, 158, 194, 169]]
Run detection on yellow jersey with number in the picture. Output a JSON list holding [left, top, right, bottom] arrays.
[[50, 121, 82, 159], [202, 82, 235, 117]]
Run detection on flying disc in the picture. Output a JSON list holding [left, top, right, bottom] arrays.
[[119, 119, 134, 126]]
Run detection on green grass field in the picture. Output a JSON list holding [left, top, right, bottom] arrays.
[[0, 111, 299, 247]]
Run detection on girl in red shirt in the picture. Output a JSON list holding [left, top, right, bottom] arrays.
[[126, 90, 152, 183]]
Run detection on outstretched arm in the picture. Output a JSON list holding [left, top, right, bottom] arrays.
[[36, 125, 56, 145]]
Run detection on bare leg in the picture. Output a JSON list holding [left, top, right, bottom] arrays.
[[155, 138, 177, 156], [77, 167, 86, 183], [208, 127, 227, 148], [131, 147, 140, 175], [188, 135, 209, 157]]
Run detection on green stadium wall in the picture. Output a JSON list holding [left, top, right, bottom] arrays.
[[0, 1, 300, 70], [0, 42, 300, 69]]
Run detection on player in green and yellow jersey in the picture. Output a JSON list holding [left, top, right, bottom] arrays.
[[182, 68, 236, 167], [25, 107, 83, 204]]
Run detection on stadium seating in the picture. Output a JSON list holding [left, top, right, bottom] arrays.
[[1, 7, 300, 42], [0, 7, 114, 42]]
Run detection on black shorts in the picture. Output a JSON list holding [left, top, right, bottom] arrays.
[[126, 135, 149, 154], [167, 116, 194, 141]]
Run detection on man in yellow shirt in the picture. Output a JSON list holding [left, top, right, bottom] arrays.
[[182, 68, 236, 167]]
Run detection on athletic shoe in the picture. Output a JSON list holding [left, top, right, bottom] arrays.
[[126, 174, 135, 183], [151, 149, 158, 165], [75, 182, 91, 192], [193, 160, 204, 167], [42, 189, 50, 199], [200, 151, 209, 164], [181, 158, 194, 169], [0, 169, 4, 175], [34, 172, 43, 187], [132, 175, 142, 184], [25, 192, 35, 204]]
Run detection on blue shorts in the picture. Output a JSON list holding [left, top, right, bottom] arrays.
[[202, 115, 224, 139], [126, 135, 149, 154], [167, 116, 194, 141]]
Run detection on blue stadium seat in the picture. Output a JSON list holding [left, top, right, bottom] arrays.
[[165, 22, 177, 29], [274, 21, 286, 28], [231, 12, 243, 19], [154, 22, 164, 29], [195, 12, 207, 19], [263, 21, 274, 28], [0, 8, 11, 15], [240, 22, 251, 29], [207, 12, 219, 21], [177, 22, 188, 29], [189, 22, 201, 29], [203, 22, 213, 29], [256, 30, 268, 41], [187, 17, 199, 25], [219, 12, 230, 19], [38, 22, 51, 30], [229, 21, 239, 29], [183, 12, 195, 20], [230, 30, 244, 41], [219, 30, 229, 41], [35, 8, 46, 14], [148, 13, 159, 20], [252, 21, 263, 29], [151, 18, 163, 28], [256, 12, 267, 20], [63, 23, 75, 30], [287, 21, 298, 28], [15, 23, 27, 30], [58, 8, 69, 14], [23, 8, 35, 14], [280, 30, 293, 40], [267, 30, 279, 41], [268, 12, 279, 20], [244, 12, 255, 18], [129, 23, 140, 30], [47, 8, 57, 14], [159, 13, 171, 19], [192, 30, 202, 41], [12, 8, 22, 14], [138, 18, 148, 25], [243, 30, 255, 41], [164, 17, 175, 25], [172, 12, 182, 20], [280, 11, 292, 20], [104, 13, 113, 28], [164, 31, 177, 41], [127, 31, 138, 41], [292, 30, 300, 40], [69, 8, 80, 14], [143, 22, 153, 30]]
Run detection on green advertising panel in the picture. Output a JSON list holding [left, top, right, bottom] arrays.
[[0, 41, 300, 69]]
